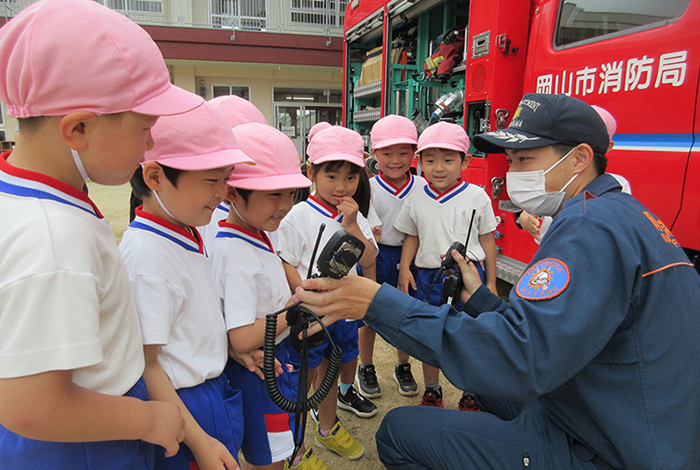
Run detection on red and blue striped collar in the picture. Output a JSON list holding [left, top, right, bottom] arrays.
[[216, 221, 275, 254], [0, 151, 103, 218], [423, 179, 468, 204], [305, 194, 343, 223], [375, 172, 415, 199], [129, 207, 204, 255]]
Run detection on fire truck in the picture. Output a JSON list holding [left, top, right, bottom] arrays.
[[342, 0, 700, 283]]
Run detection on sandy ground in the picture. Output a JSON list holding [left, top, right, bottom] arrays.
[[90, 181, 512, 470]]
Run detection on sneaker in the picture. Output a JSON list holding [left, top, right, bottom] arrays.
[[419, 388, 444, 408], [393, 363, 419, 396], [314, 419, 365, 460], [355, 364, 381, 398], [337, 384, 378, 418], [458, 392, 480, 412], [309, 403, 319, 423], [284, 447, 334, 470]]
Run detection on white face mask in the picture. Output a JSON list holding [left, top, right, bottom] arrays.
[[506, 147, 578, 217]]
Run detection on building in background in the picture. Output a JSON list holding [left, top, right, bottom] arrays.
[[0, 0, 345, 156]]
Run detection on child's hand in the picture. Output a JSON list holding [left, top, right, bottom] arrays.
[[337, 197, 359, 228], [371, 225, 382, 243], [519, 211, 541, 241], [397, 268, 416, 294], [191, 434, 239, 470], [228, 345, 283, 380], [143, 400, 186, 457]]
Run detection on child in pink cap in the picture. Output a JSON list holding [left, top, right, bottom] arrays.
[[354, 115, 421, 401], [394, 121, 498, 409], [209, 123, 323, 470], [120, 102, 253, 470], [276, 126, 378, 464], [198, 95, 269, 250], [0, 0, 203, 468]]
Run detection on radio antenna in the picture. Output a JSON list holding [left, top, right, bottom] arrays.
[[306, 223, 326, 280]]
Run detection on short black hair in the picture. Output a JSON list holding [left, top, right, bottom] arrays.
[[552, 143, 607, 176], [18, 112, 124, 135], [233, 188, 253, 203], [130, 163, 183, 199]]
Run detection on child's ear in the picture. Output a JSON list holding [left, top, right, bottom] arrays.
[[142, 162, 164, 192], [306, 164, 316, 182], [226, 186, 239, 203], [461, 153, 472, 170], [59, 111, 99, 151]]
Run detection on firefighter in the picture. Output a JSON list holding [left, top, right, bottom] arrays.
[[293, 93, 700, 470]]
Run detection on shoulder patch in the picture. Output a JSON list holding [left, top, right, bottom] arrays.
[[516, 258, 570, 300]]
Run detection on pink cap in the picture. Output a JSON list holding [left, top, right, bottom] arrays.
[[0, 0, 202, 118], [416, 121, 470, 154], [229, 123, 311, 190], [208, 95, 267, 129], [307, 121, 333, 142], [144, 102, 254, 171], [307, 126, 365, 167], [371, 114, 418, 149], [591, 105, 617, 139]]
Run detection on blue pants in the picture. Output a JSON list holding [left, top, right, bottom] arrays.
[[0, 377, 155, 470], [375, 397, 602, 470], [156, 373, 243, 470]]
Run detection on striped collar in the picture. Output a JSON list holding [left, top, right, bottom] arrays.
[[216, 221, 275, 254], [129, 207, 204, 255], [0, 151, 103, 218], [375, 172, 415, 199], [423, 180, 468, 204], [216, 203, 230, 213], [305, 194, 343, 223]]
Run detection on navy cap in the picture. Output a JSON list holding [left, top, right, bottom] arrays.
[[473, 93, 609, 154]]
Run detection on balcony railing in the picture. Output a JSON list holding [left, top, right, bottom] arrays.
[[0, 0, 347, 36]]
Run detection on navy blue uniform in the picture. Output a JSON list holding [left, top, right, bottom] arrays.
[[365, 174, 700, 469]]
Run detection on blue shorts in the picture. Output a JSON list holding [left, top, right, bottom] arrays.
[[156, 373, 244, 470], [225, 341, 299, 465], [0, 377, 155, 470], [415, 263, 484, 307], [286, 320, 359, 369], [376, 244, 402, 287]]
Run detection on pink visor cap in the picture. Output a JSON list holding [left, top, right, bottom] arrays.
[[591, 105, 617, 139], [416, 121, 470, 154], [144, 102, 254, 171], [0, 0, 202, 118], [371, 114, 418, 149], [229, 123, 311, 190], [208, 95, 267, 129], [307, 121, 333, 143], [307, 126, 365, 167]]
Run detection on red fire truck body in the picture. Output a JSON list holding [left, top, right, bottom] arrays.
[[343, 0, 700, 282]]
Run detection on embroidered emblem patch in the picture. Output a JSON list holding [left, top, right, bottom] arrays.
[[516, 258, 570, 300]]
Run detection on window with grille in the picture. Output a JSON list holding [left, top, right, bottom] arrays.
[[291, 0, 347, 26], [103, 0, 163, 15], [211, 0, 267, 30]]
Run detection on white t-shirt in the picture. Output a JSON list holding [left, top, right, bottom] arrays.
[[394, 180, 497, 268], [210, 221, 291, 344], [198, 203, 230, 254], [120, 209, 228, 390], [0, 157, 144, 395], [276, 194, 378, 280], [369, 173, 421, 246]]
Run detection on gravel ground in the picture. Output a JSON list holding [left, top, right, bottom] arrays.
[[90, 181, 512, 470]]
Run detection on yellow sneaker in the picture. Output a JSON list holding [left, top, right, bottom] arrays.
[[283, 448, 333, 470], [314, 419, 364, 460]]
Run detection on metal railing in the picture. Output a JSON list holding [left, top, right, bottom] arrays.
[[0, 0, 346, 36]]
